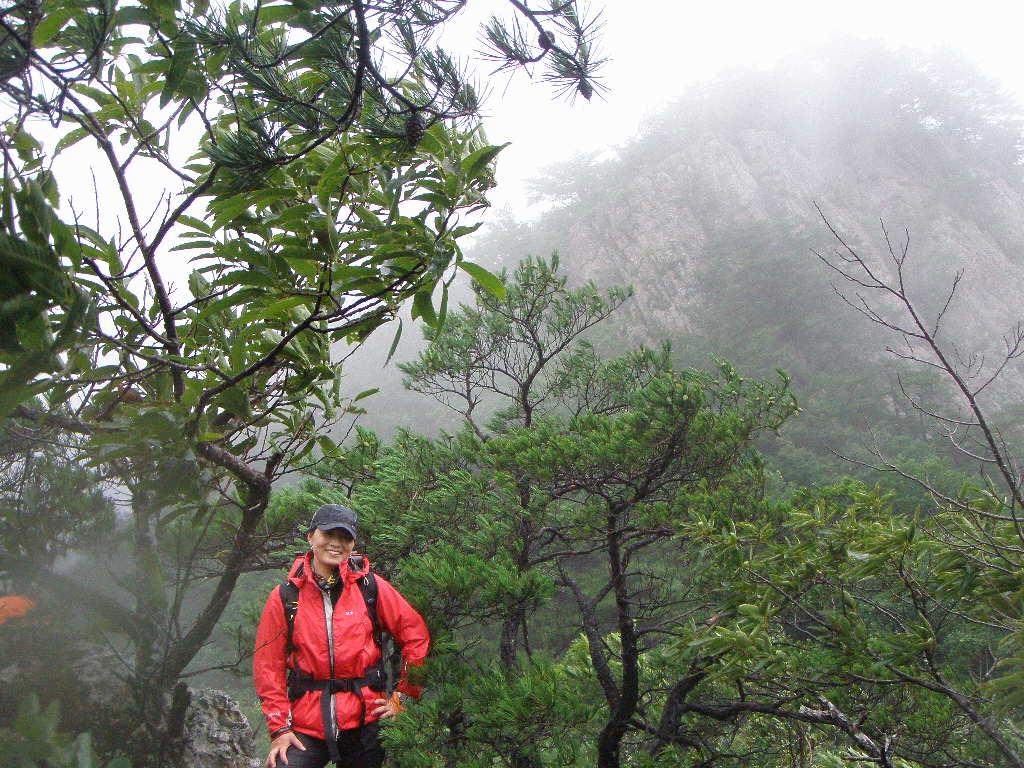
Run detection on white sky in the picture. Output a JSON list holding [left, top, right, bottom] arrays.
[[447, 0, 1024, 214]]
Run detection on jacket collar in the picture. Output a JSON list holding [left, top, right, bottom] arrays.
[[287, 551, 371, 588]]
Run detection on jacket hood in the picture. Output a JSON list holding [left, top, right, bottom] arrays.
[[287, 551, 372, 587]]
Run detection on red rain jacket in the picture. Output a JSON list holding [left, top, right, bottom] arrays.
[[253, 553, 429, 739]]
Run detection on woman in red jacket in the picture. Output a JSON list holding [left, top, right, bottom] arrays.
[[254, 504, 429, 768]]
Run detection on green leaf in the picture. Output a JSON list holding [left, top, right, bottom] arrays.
[[257, 5, 296, 24], [284, 257, 319, 280], [458, 261, 506, 299], [450, 222, 483, 239], [141, 0, 180, 24], [54, 127, 91, 155], [353, 206, 382, 229], [115, 5, 161, 27], [384, 318, 403, 364], [237, 295, 310, 324], [178, 214, 212, 234], [33, 7, 76, 47], [207, 196, 253, 226], [211, 269, 277, 289], [160, 40, 199, 108], [75, 731, 94, 768], [417, 126, 445, 158], [412, 289, 437, 326], [13, 130, 41, 159], [268, 203, 318, 231], [217, 386, 250, 419], [130, 410, 179, 441], [188, 270, 212, 299], [317, 435, 338, 455], [169, 240, 215, 252], [460, 142, 510, 179], [437, 281, 449, 328]]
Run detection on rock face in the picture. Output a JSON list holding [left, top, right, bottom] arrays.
[[181, 688, 260, 768], [473, 41, 1024, 405]]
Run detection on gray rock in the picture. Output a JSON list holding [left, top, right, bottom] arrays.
[[180, 688, 260, 768]]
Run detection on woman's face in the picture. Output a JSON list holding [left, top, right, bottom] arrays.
[[307, 527, 355, 576]]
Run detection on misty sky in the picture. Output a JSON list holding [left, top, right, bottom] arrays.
[[449, 0, 1024, 216]]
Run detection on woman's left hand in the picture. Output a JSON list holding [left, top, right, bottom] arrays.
[[371, 693, 404, 719]]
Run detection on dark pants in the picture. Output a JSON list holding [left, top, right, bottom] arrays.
[[284, 724, 384, 768]]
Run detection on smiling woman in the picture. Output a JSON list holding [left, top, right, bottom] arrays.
[[253, 504, 429, 768], [306, 509, 358, 578]]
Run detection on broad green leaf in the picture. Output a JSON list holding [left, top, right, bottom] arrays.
[[353, 207, 382, 229], [115, 5, 161, 26], [188, 270, 211, 299], [460, 142, 510, 179], [54, 127, 91, 155], [169, 240, 215, 252], [284, 257, 319, 279], [257, 5, 298, 24], [217, 386, 250, 419], [141, 0, 180, 24], [211, 269, 278, 289], [178, 214, 212, 234], [130, 410, 179, 441], [458, 261, 506, 299], [237, 295, 311, 324], [411, 289, 437, 326], [33, 7, 76, 47], [449, 222, 483, 238], [12, 130, 42, 159], [269, 203, 318, 231]]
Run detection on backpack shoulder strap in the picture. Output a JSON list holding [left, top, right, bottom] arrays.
[[357, 571, 383, 652], [278, 563, 303, 654], [357, 570, 403, 695]]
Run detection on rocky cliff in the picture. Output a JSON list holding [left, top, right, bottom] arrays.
[[475, 40, 1024, 406]]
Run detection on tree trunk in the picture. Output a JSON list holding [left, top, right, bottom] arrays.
[[647, 659, 710, 757], [596, 507, 640, 768]]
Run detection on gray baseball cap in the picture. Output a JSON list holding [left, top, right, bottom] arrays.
[[309, 504, 358, 539]]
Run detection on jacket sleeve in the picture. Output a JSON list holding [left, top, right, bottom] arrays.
[[253, 585, 292, 738], [375, 576, 430, 699]]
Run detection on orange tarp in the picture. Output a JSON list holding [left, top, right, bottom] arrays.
[[0, 595, 36, 625]]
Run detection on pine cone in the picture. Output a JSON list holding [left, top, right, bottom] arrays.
[[577, 79, 593, 101], [537, 30, 555, 50], [404, 112, 425, 147]]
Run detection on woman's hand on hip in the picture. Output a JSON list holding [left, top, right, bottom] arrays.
[[265, 730, 305, 767], [371, 692, 403, 719]]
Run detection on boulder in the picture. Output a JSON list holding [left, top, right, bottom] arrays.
[[181, 688, 260, 768]]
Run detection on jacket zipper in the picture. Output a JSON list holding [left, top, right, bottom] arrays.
[[322, 589, 336, 732]]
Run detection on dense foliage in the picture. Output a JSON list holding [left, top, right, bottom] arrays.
[[272, 255, 1023, 767], [278, 257, 799, 767]]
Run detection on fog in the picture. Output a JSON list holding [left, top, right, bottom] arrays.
[[443, 0, 1024, 218]]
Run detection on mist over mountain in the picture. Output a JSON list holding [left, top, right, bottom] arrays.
[[343, 38, 1024, 487]]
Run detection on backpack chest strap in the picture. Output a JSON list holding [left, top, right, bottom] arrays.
[[287, 666, 385, 764]]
